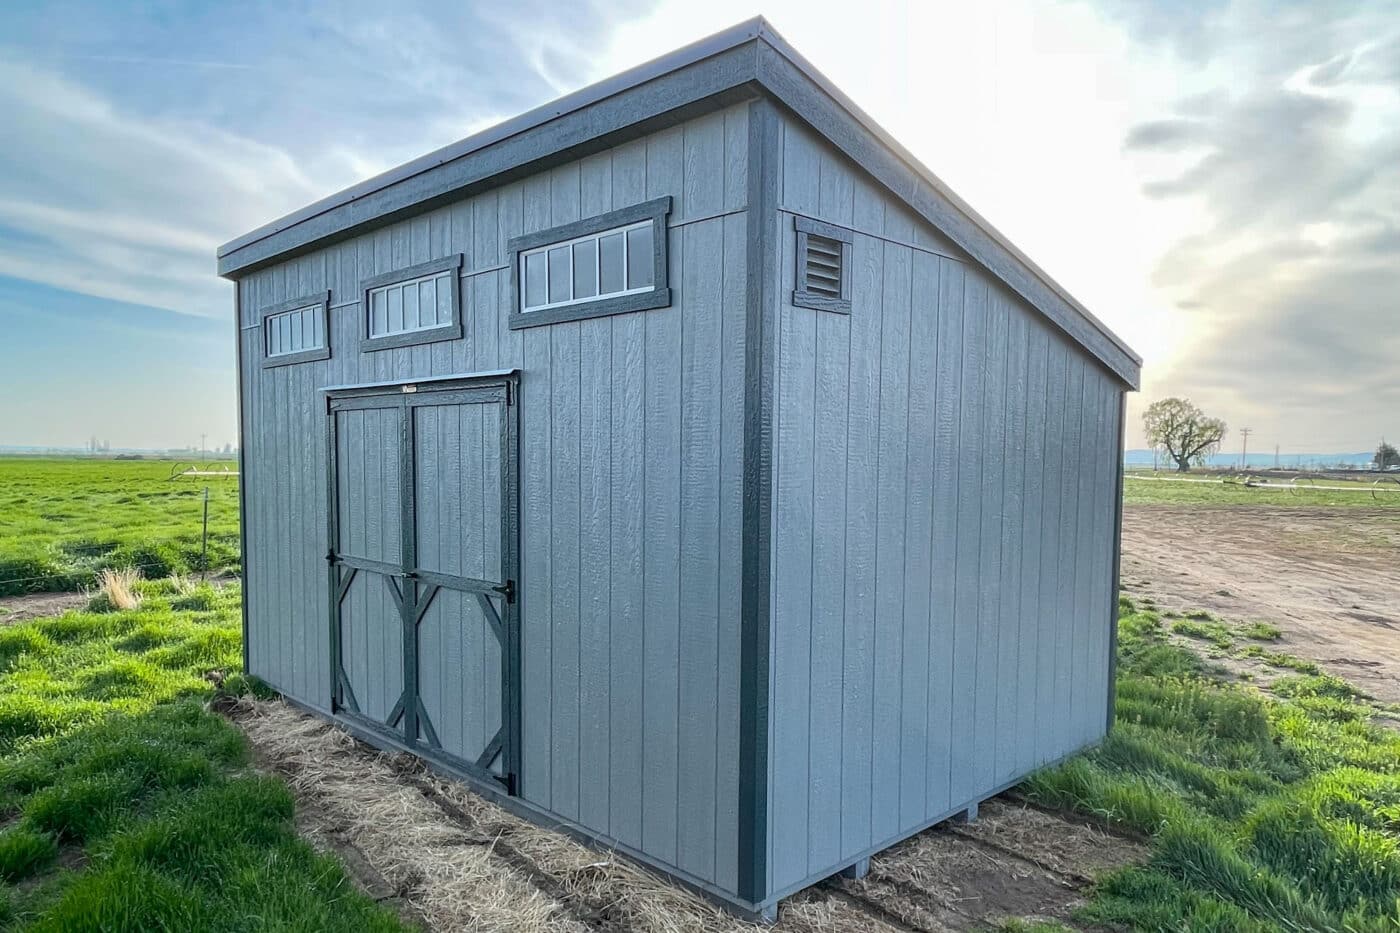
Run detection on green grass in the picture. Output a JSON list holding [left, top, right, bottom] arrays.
[[1240, 622, 1282, 641], [1170, 617, 1235, 649], [1123, 471, 1400, 508], [0, 580, 406, 931], [1025, 604, 1400, 931], [0, 459, 240, 597]]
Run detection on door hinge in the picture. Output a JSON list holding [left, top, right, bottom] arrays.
[[493, 579, 516, 604], [325, 550, 337, 563]]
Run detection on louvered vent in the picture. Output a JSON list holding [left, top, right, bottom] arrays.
[[803, 234, 843, 299], [793, 217, 853, 313]]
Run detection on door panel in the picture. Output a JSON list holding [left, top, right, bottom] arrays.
[[328, 379, 519, 792]]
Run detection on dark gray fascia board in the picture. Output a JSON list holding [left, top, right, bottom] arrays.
[[217, 16, 1140, 388]]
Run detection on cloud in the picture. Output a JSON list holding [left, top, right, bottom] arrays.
[[1111, 0, 1400, 447], [0, 0, 649, 319]]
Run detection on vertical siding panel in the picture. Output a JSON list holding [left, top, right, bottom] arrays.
[[839, 224, 882, 856], [471, 189, 500, 371], [995, 307, 1028, 783], [445, 202, 471, 374], [807, 142, 855, 873], [576, 151, 613, 834], [548, 159, 583, 820], [973, 291, 1007, 795], [900, 251, 938, 824], [641, 126, 683, 862], [677, 216, 724, 880], [781, 119, 820, 214], [1075, 373, 1109, 746], [771, 221, 816, 889], [926, 258, 963, 816], [1057, 356, 1086, 757], [714, 211, 747, 891], [520, 172, 553, 806], [607, 137, 647, 850], [1037, 342, 1069, 765], [872, 240, 911, 842], [1016, 327, 1048, 777], [949, 274, 985, 806], [722, 107, 748, 213]]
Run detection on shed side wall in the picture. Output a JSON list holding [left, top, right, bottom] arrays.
[[236, 104, 750, 893], [764, 116, 1123, 896]]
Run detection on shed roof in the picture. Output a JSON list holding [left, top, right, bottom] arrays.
[[218, 17, 1140, 388]]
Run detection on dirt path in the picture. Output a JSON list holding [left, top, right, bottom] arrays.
[[1121, 505, 1400, 704], [228, 698, 1144, 932]]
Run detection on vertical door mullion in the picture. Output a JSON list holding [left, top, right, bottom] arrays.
[[326, 404, 341, 710], [501, 385, 522, 791], [400, 398, 419, 746]]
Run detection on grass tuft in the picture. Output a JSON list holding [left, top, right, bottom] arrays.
[[1240, 621, 1282, 641], [86, 567, 142, 612], [0, 828, 58, 882]]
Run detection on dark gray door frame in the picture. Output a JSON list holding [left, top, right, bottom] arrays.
[[325, 373, 521, 795]]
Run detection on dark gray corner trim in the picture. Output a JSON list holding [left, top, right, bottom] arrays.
[[738, 97, 780, 906], [750, 37, 1140, 387], [506, 196, 673, 331], [359, 253, 464, 353], [259, 291, 331, 369], [234, 284, 251, 679], [792, 215, 853, 314], [1106, 391, 1127, 732]]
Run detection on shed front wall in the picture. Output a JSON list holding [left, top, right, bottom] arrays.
[[236, 103, 751, 893], [764, 116, 1123, 897]]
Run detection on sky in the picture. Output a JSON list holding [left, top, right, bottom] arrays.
[[0, 0, 1395, 452]]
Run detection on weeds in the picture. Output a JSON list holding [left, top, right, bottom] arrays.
[[1241, 621, 1282, 641], [1027, 603, 1400, 932], [0, 584, 406, 931], [86, 568, 142, 612], [1170, 617, 1234, 648]]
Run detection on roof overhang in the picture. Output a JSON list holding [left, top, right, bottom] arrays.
[[217, 17, 1141, 389]]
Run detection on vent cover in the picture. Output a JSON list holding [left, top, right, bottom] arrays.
[[793, 217, 853, 313]]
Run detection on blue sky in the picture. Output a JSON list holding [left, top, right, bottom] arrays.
[[1, 0, 1397, 451]]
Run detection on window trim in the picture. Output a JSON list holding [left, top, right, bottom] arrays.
[[507, 196, 671, 330], [360, 254, 464, 352], [260, 291, 331, 369], [792, 215, 853, 314]]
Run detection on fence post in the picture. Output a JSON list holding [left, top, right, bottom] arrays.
[[201, 486, 210, 582]]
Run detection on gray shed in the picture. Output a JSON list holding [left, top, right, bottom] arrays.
[[219, 18, 1140, 920]]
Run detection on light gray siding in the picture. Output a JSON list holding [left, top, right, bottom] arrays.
[[764, 117, 1122, 896], [236, 105, 750, 892]]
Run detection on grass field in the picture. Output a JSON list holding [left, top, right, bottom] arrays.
[[0, 578, 404, 931], [1124, 470, 1400, 508], [0, 459, 240, 597], [1025, 597, 1400, 932]]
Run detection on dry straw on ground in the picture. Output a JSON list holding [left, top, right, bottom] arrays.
[[228, 698, 1120, 932]]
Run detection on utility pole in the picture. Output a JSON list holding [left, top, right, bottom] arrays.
[[1240, 427, 1252, 469], [1274, 444, 1280, 470], [200, 433, 207, 459]]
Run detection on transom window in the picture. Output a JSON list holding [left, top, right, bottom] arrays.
[[260, 292, 330, 368], [507, 196, 672, 330], [368, 268, 455, 337], [520, 220, 654, 313], [360, 254, 464, 352], [266, 303, 323, 357]]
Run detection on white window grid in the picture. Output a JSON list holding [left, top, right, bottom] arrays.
[[265, 304, 324, 357], [518, 219, 654, 313], [368, 270, 455, 338]]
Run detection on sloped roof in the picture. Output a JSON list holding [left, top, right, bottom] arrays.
[[218, 17, 1140, 387]]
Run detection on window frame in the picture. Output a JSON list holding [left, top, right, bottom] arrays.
[[792, 215, 854, 314], [260, 291, 331, 369], [360, 254, 465, 352], [507, 196, 672, 330]]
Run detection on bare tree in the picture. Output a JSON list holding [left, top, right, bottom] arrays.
[[1143, 398, 1227, 472], [1376, 441, 1399, 471]]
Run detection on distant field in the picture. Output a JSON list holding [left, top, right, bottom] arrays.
[[1124, 470, 1400, 508], [0, 459, 240, 597]]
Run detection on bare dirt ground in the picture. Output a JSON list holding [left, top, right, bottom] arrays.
[[0, 590, 88, 625], [228, 698, 1145, 932], [1122, 505, 1400, 704]]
